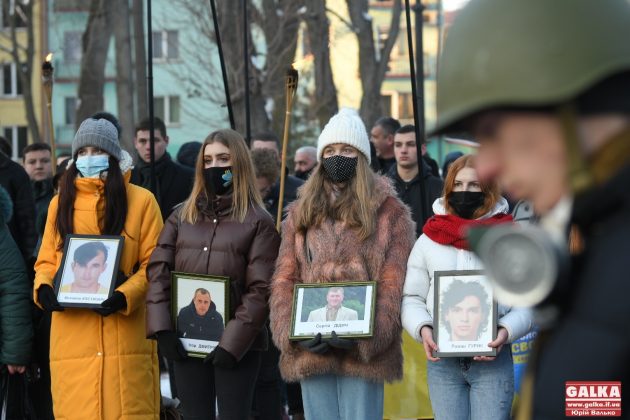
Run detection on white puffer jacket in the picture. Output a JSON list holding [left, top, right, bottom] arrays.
[[401, 197, 533, 344]]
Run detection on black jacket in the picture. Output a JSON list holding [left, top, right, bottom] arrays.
[[147, 194, 281, 360], [264, 169, 304, 223], [32, 179, 54, 236], [423, 155, 440, 178], [0, 186, 32, 365], [387, 161, 444, 237], [130, 153, 194, 220], [532, 164, 630, 418], [177, 300, 224, 341], [0, 153, 36, 260]]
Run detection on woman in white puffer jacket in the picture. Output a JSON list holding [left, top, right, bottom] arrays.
[[402, 155, 533, 420]]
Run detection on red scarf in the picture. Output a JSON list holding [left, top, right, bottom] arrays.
[[422, 213, 513, 250]]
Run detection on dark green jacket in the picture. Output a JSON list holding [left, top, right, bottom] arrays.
[[0, 186, 32, 365]]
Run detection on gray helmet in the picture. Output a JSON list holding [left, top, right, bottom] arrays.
[[431, 0, 630, 136]]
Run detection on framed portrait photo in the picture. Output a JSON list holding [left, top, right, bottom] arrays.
[[55, 234, 124, 308], [433, 270, 498, 357], [171, 272, 229, 358], [289, 282, 376, 341]]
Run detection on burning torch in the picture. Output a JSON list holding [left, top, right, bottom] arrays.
[[276, 67, 299, 231], [42, 53, 56, 175]]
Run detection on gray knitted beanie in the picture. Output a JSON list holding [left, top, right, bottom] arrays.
[[72, 118, 122, 160]]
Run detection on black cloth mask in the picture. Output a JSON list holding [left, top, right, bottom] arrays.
[[322, 156, 358, 183], [294, 168, 312, 181], [448, 191, 486, 219], [203, 166, 233, 196]]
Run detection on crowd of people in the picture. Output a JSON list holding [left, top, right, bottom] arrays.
[[1, 0, 629, 419], [0, 105, 535, 420]]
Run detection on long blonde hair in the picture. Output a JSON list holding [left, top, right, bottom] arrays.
[[180, 129, 263, 223], [292, 154, 378, 241]]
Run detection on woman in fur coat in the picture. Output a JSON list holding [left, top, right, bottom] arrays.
[[270, 108, 415, 420], [402, 155, 533, 420]]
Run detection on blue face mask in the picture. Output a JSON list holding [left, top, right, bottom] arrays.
[[75, 155, 110, 178]]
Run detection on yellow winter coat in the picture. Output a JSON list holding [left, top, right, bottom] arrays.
[[34, 174, 163, 420]]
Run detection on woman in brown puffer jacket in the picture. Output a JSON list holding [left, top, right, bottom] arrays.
[[146, 129, 280, 420], [269, 109, 415, 420]]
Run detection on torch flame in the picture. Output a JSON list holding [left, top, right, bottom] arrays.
[[45, 53, 53, 62], [291, 54, 314, 71]]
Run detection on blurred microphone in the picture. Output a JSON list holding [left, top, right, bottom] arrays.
[[468, 224, 569, 310]]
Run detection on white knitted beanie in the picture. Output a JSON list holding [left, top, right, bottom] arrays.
[[317, 108, 371, 164]]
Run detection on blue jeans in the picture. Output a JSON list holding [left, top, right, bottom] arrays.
[[300, 374, 383, 420], [427, 348, 514, 420]]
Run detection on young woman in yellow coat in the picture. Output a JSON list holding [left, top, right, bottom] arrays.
[[34, 117, 163, 419]]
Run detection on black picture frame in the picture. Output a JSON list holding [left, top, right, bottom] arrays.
[[54, 234, 124, 308], [171, 272, 230, 358], [433, 270, 498, 358], [289, 281, 377, 340]]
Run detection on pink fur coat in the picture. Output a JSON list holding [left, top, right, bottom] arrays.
[[270, 176, 415, 383]]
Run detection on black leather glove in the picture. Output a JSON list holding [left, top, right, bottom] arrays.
[[298, 332, 356, 354], [298, 333, 330, 354], [327, 331, 357, 350], [204, 346, 237, 369], [38, 285, 64, 312], [156, 330, 187, 361], [93, 291, 127, 316]]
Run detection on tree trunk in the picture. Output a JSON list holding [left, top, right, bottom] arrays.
[[305, 0, 338, 129], [4, 1, 41, 144], [256, 0, 302, 137], [346, 0, 401, 129], [132, 0, 147, 121], [112, 0, 134, 150], [216, 1, 267, 135], [76, 0, 113, 128]]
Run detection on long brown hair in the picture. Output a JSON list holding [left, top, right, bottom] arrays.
[[443, 154, 501, 219], [180, 129, 263, 224], [56, 155, 128, 249], [292, 154, 378, 241]]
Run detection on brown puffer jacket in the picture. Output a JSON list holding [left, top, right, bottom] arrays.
[[270, 176, 415, 382], [146, 195, 280, 360]]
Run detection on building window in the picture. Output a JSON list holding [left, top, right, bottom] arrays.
[[398, 92, 414, 120], [65, 97, 77, 126], [63, 31, 83, 63], [1, 62, 23, 96], [381, 91, 414, 122], [381, 93, 393, 118], [423, 53, 437, 79], [154, 96, 181, 125], [152, 30, 179, 60], [3, 126, 28, 159]]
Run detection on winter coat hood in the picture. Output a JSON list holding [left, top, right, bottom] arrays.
[[432, 196, 510, 218]]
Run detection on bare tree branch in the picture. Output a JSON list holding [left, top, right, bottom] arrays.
[[346, 0, 402, 129], [325, 6, 355, 32], [76, 0, 113, 127]]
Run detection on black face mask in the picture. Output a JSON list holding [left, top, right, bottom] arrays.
[[294, 169, 311, 181], [203, 166, 233, 196], [322, 156, 358, 184], [448, 191, 486, 219]]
